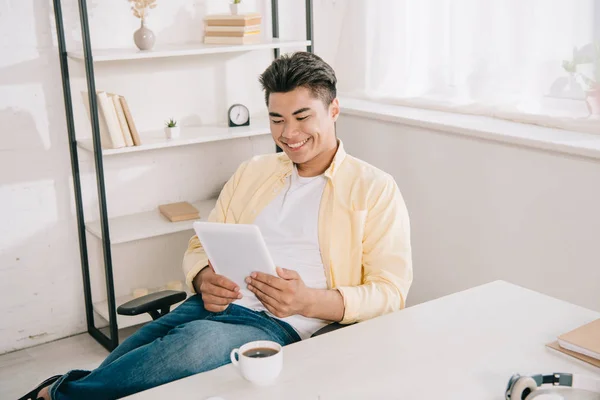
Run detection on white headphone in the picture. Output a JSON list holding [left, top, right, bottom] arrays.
[[505, 373, 600, 399]]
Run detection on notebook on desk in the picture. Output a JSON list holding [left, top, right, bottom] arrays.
[[546, 318, 600, 368]]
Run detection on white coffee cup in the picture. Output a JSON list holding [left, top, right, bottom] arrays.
[[230, 340, 283, 385]]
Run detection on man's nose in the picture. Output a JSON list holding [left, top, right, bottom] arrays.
[[282, 119, 301, 138]]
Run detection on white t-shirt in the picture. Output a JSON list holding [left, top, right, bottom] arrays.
[[234, 165, 330, 339]]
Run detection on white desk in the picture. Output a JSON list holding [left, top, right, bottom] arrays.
[[125, 281, 600, 399]]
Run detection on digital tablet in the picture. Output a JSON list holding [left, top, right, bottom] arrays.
[[192, 221, 277, 293]]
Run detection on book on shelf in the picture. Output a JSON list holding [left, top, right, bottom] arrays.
[[204, 35, 261, 45], [205, 25, 261, 34], [204, 29, 260, 38], [118, 96, 142, 146], [81, 91, 142, 149], [96, 91, 126, 149], [204, 12, 262, 45], [109, 93, 134, 147], [204, 12, 262, 27], [159, 201, 200, 222]]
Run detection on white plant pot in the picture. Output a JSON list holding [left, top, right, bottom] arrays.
[[230, 3, 240, 15], [164, 126, 180, 139]]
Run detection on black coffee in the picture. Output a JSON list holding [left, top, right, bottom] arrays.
[[243, 347, 279, 358]]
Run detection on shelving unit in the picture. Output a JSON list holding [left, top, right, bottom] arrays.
[[67, 38, 312, 62], [52, 0, 314, 352], [77, 118, 271, 156]]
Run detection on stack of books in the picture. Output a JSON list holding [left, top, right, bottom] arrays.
[[82, 90, 142, 149], [546, 318, 600, 368], [203, 12, 262, 45]]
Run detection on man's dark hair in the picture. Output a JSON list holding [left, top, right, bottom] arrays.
[[258, 52, 337, 107]]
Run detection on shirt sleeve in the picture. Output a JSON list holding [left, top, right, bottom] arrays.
[[336, 175, 413, 324], [182, 160, 249, 293]]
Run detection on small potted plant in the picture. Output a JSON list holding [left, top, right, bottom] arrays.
[[562, 41, 600, 116], [164, 118, 180, 139], [230, 0, 242, 15]]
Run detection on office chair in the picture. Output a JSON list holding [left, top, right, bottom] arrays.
[[117, 290, 349, 338], [117, 290, 187, 320]]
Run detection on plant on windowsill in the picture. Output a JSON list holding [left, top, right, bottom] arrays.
[[164, 118, 180, 139], [230, 0, 242, 15], [562, 41, 600, 116]]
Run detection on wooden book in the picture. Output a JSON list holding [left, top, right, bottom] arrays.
[[96, 91, 126, 149], [119, 96, 142, 146], [109, 93, 134, 147], [205, 13, 262, 27], [205, 24, 261, 33], [96, 91, 126, 148], [81, 91, 115, 149], [205, 30, 260, 37], [204, 35, 261, 45], [159, 202, 200, 222]]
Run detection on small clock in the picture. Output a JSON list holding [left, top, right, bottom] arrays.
[[228, 103, 250, 127]]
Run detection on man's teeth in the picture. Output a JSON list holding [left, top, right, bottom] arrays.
[[288, 138, 309, 149]]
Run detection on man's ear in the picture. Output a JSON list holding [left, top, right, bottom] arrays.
[[329, 98, 340, 122]]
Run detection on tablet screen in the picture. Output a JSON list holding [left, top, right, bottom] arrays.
[[192, 221, 277, 293]]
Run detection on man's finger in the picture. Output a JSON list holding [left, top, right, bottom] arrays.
[[210, 275, 239, 292], [248, 277, 282, 301], [249, 284, 280, 310], [251, 272, 286, 290], [205, 282, 242, 299], [276, 267, 299, 280], [202, 293, 232, 306], [205, 303, 228, 313]]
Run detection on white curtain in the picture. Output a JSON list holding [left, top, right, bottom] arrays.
[[334, 0, 599, 133]]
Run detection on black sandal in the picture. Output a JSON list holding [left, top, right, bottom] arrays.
[[18, 375, 62, 400]]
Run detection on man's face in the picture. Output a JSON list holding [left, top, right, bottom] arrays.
[[267, 87, 340, 165]]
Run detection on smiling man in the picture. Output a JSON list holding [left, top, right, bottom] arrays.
[[183, 52, 413, 342], [25, 52, 412, 400]]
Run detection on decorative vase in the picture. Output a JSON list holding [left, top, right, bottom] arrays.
[[585, 88, 600, 116], [164, 126, 180, 139], [134, 19, 155, 51], [230, 3, 240, 15]]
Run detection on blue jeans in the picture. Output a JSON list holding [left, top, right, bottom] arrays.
[[49, 295, 301, 400]]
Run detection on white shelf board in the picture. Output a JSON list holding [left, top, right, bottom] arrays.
[[68, 38, 312, 62], [93, 291, 190, 329], [85, 198, 217, 244], [77, 120, 271, 156]]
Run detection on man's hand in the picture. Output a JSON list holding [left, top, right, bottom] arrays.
[[246, 267, 312, 318], [247, 267, 345, 321], [193, 261, 242, 312]]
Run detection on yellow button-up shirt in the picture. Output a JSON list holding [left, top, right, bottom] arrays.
[[182, 140, 413, 325]]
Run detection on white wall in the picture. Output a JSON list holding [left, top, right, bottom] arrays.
[[337, 114, 600, 312], [0, 0, 316, 354]]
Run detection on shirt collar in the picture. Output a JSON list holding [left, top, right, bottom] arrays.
[[278, 138, 347, 180]]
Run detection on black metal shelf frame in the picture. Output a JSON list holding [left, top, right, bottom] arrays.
[[51, 0, 314, 352]]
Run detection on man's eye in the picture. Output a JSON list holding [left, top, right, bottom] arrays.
[[271, 120, 284, 124], [297, 116, 309, 121]]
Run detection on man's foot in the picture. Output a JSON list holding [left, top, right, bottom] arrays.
[[37, 386, 51, 400], [17, 375, 60, 400]]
